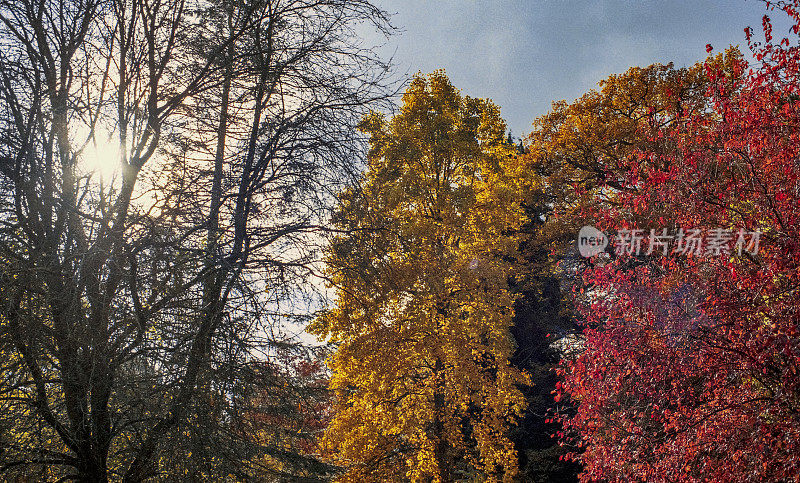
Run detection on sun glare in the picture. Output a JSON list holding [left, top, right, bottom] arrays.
[[81, 133, 122, 181]]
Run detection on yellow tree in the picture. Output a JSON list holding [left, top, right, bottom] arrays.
[[309, 72, 529, 482]]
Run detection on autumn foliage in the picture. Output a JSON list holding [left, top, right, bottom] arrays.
[[310, 73, 529, 482], [3, 0, 798, 479], [556, 2, 800, 481]]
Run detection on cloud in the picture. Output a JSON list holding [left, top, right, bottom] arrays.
[[370, 0, 792, 135]]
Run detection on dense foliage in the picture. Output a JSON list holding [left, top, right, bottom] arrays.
[[310, 73, 529, 482], [556, 3, 800, 481], [2, 0, 799, 481]]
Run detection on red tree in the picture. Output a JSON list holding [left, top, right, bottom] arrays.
[[559, 2, 800, 481]]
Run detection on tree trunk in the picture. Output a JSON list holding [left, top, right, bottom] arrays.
[[432, 357, 451, 483]]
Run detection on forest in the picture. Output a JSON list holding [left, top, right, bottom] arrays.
[[0, 0, 798, 481]]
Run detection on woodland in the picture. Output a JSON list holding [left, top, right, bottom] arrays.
[[0, 0, 799, 481]]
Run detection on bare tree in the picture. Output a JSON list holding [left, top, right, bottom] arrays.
[[0, 0, 393, 480]]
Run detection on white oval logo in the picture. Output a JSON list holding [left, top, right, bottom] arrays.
[[577, 225, 608, 257]]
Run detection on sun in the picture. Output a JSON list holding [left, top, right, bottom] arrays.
[[81, 131, 122, 181]]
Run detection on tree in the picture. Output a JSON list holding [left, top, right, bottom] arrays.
[[238, 346, 336, 482], [309, 72, 529, 482], [524, 53, 741, 250], [506, 197, 582, 483], [0, 0, 393, 480], [557, 2, 800, 480], [506, 49, 745, 483]]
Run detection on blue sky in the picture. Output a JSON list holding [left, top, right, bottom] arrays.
[[372, 0, 794, 136]]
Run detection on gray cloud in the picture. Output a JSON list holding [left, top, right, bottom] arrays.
[[372, 0, 794, 136]]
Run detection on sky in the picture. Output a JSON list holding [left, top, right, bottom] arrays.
[[370, 0, 794, 137]]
